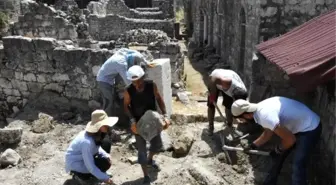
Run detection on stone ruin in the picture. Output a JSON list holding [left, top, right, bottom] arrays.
[[0, 0, 182, 126]]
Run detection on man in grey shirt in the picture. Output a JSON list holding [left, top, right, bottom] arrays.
[[96, 48, 152, 116]]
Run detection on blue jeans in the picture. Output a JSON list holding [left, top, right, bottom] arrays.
[[263, 123, 322, 185]]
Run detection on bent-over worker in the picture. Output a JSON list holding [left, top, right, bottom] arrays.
[[96, 48, 152, 116], [207, 69, 248, 136], [231, 96, 321, 185]]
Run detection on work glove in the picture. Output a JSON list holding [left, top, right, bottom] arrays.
[[130, 121, 137, 134], [269, 145, 284, 158], [208, 93, 217, 104], [243, 143, 258, 153]]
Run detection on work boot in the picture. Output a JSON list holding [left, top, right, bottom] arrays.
[[147, 159, 161, 171], [143, 175, 151, 184]]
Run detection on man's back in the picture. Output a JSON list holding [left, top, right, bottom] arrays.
[[255, 96, 320, 133]]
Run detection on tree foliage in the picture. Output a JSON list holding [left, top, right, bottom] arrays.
[[0, 12, 9, 30]]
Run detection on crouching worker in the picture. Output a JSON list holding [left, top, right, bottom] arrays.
[[123, 65, 170, 184], [65, 110, 118, 185], [231, 97, 321, 185]]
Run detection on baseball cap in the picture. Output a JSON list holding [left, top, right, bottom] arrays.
[[231, 99, 258, 117]]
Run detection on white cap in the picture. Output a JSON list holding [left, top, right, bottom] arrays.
[[127, 65, 145, 81], [231, 100, 258, 116]]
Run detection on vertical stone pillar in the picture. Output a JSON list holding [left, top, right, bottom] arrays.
[[146, 58, 172, 117]]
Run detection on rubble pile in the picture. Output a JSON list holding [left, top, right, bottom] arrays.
[[120, 29, 170, 45]]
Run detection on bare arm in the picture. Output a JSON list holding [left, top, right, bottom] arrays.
[[153, 83, 167, 115], [273, 125, 296, 150], [253, 129, 274, 147], [123, 90, 135, 123]]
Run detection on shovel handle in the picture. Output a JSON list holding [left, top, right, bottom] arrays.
[[222, 145, 270, 156]]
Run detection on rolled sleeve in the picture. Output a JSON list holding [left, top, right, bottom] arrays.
[[82, 143, 109, 181]]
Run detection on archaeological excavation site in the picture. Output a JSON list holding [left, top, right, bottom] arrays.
[[0, 0, 335, 185]]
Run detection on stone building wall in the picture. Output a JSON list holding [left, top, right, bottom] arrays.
[[0, 0, 21, 22], [0, 36, 114, 121], [186, 0, 335, 90], [11, 1, 77, 40], [250, 54, 335, 185], [152, 0, 175, 19], [87, 14, 174, 41], [106, 0, 164, 19]]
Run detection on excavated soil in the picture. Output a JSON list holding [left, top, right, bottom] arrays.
[[0, 106, 293, 185]]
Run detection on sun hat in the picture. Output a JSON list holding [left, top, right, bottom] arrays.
[[231, 99, 258, 117], [127, 65, 145, 81], [85, 110, 119, 133]]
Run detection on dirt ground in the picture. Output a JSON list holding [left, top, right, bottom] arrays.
[[0, 111, 274, 185]]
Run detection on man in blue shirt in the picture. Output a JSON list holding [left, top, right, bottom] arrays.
[[96, 48, 153, 117], [65, 110, 119, 184], [231, 97, 321, 185]]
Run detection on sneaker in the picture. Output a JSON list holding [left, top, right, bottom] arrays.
[[143, 175, 151, 184], [147, 160, 161, 171]]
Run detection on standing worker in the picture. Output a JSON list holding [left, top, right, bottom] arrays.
[[96, 48, 153, 117], [123, 65, 170, 184], [231, 96, 321, 185], [207, 69, 248, 136]]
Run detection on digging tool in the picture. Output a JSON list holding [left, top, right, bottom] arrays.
[[222, 145, 270, 156], [213, 102, 232, 164]]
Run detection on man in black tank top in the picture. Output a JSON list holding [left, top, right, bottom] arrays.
[[123, 65, 170, 184]]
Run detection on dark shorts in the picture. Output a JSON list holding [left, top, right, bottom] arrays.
[[135, 134, 163, 165], [207, 87, 248, 109]]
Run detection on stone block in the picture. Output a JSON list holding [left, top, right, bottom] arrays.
[[146, 58, 172, 117], [0, 69, 14, 79], [6, 96, 19, 104], [137, 110, 164, 141], [52, 73, 70, 82], [36, 74, 47, 83], [44, 83, 64, 93], [0, 78, 13, 89], [15, 72, 24, 80], [12, 80, 28, 91], [23, 73, 37, 82], [3, 89, 21, 97], [27, 82, 44, 93], [0, 127, 22, 144], [65, 86, 92, 100]]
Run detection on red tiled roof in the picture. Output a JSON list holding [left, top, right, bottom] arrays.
[[256, 10, 336, 92]]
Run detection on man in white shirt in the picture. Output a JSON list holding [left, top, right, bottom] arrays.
[[231, 96, 322, 185], [96, 48, 152, 117], [207, 69, 248, 136]]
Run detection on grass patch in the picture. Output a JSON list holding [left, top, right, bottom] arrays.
[[0, 11, 9, 30], [175, 7, 184, 23]]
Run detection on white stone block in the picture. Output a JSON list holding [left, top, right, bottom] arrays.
[[146, 58, 172, 117], [92, 65, 101, 76]]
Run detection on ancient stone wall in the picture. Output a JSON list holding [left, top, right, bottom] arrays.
[[187, 0, 335, 91], [0, 36, 114, 121], [250, 55, 336, 185], [0, 0, 21, 22], [152, 0, 175, 19], [12, 1, 77, 40], [258, 0, 336, 41], [106, 0, 164, 19], [87, 14, 174, 41]]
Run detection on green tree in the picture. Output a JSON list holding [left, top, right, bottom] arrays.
[[0, 12, 9, 30]]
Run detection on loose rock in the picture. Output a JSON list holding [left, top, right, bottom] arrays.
[[161, 130, 173, 151], [31, 113, 54, 133], [173, 130, 195, 157], [0, 149, 22, 167], [0, 127, 23, 144], [137, 110, 164, 141], [189, 140, 213, 157]]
